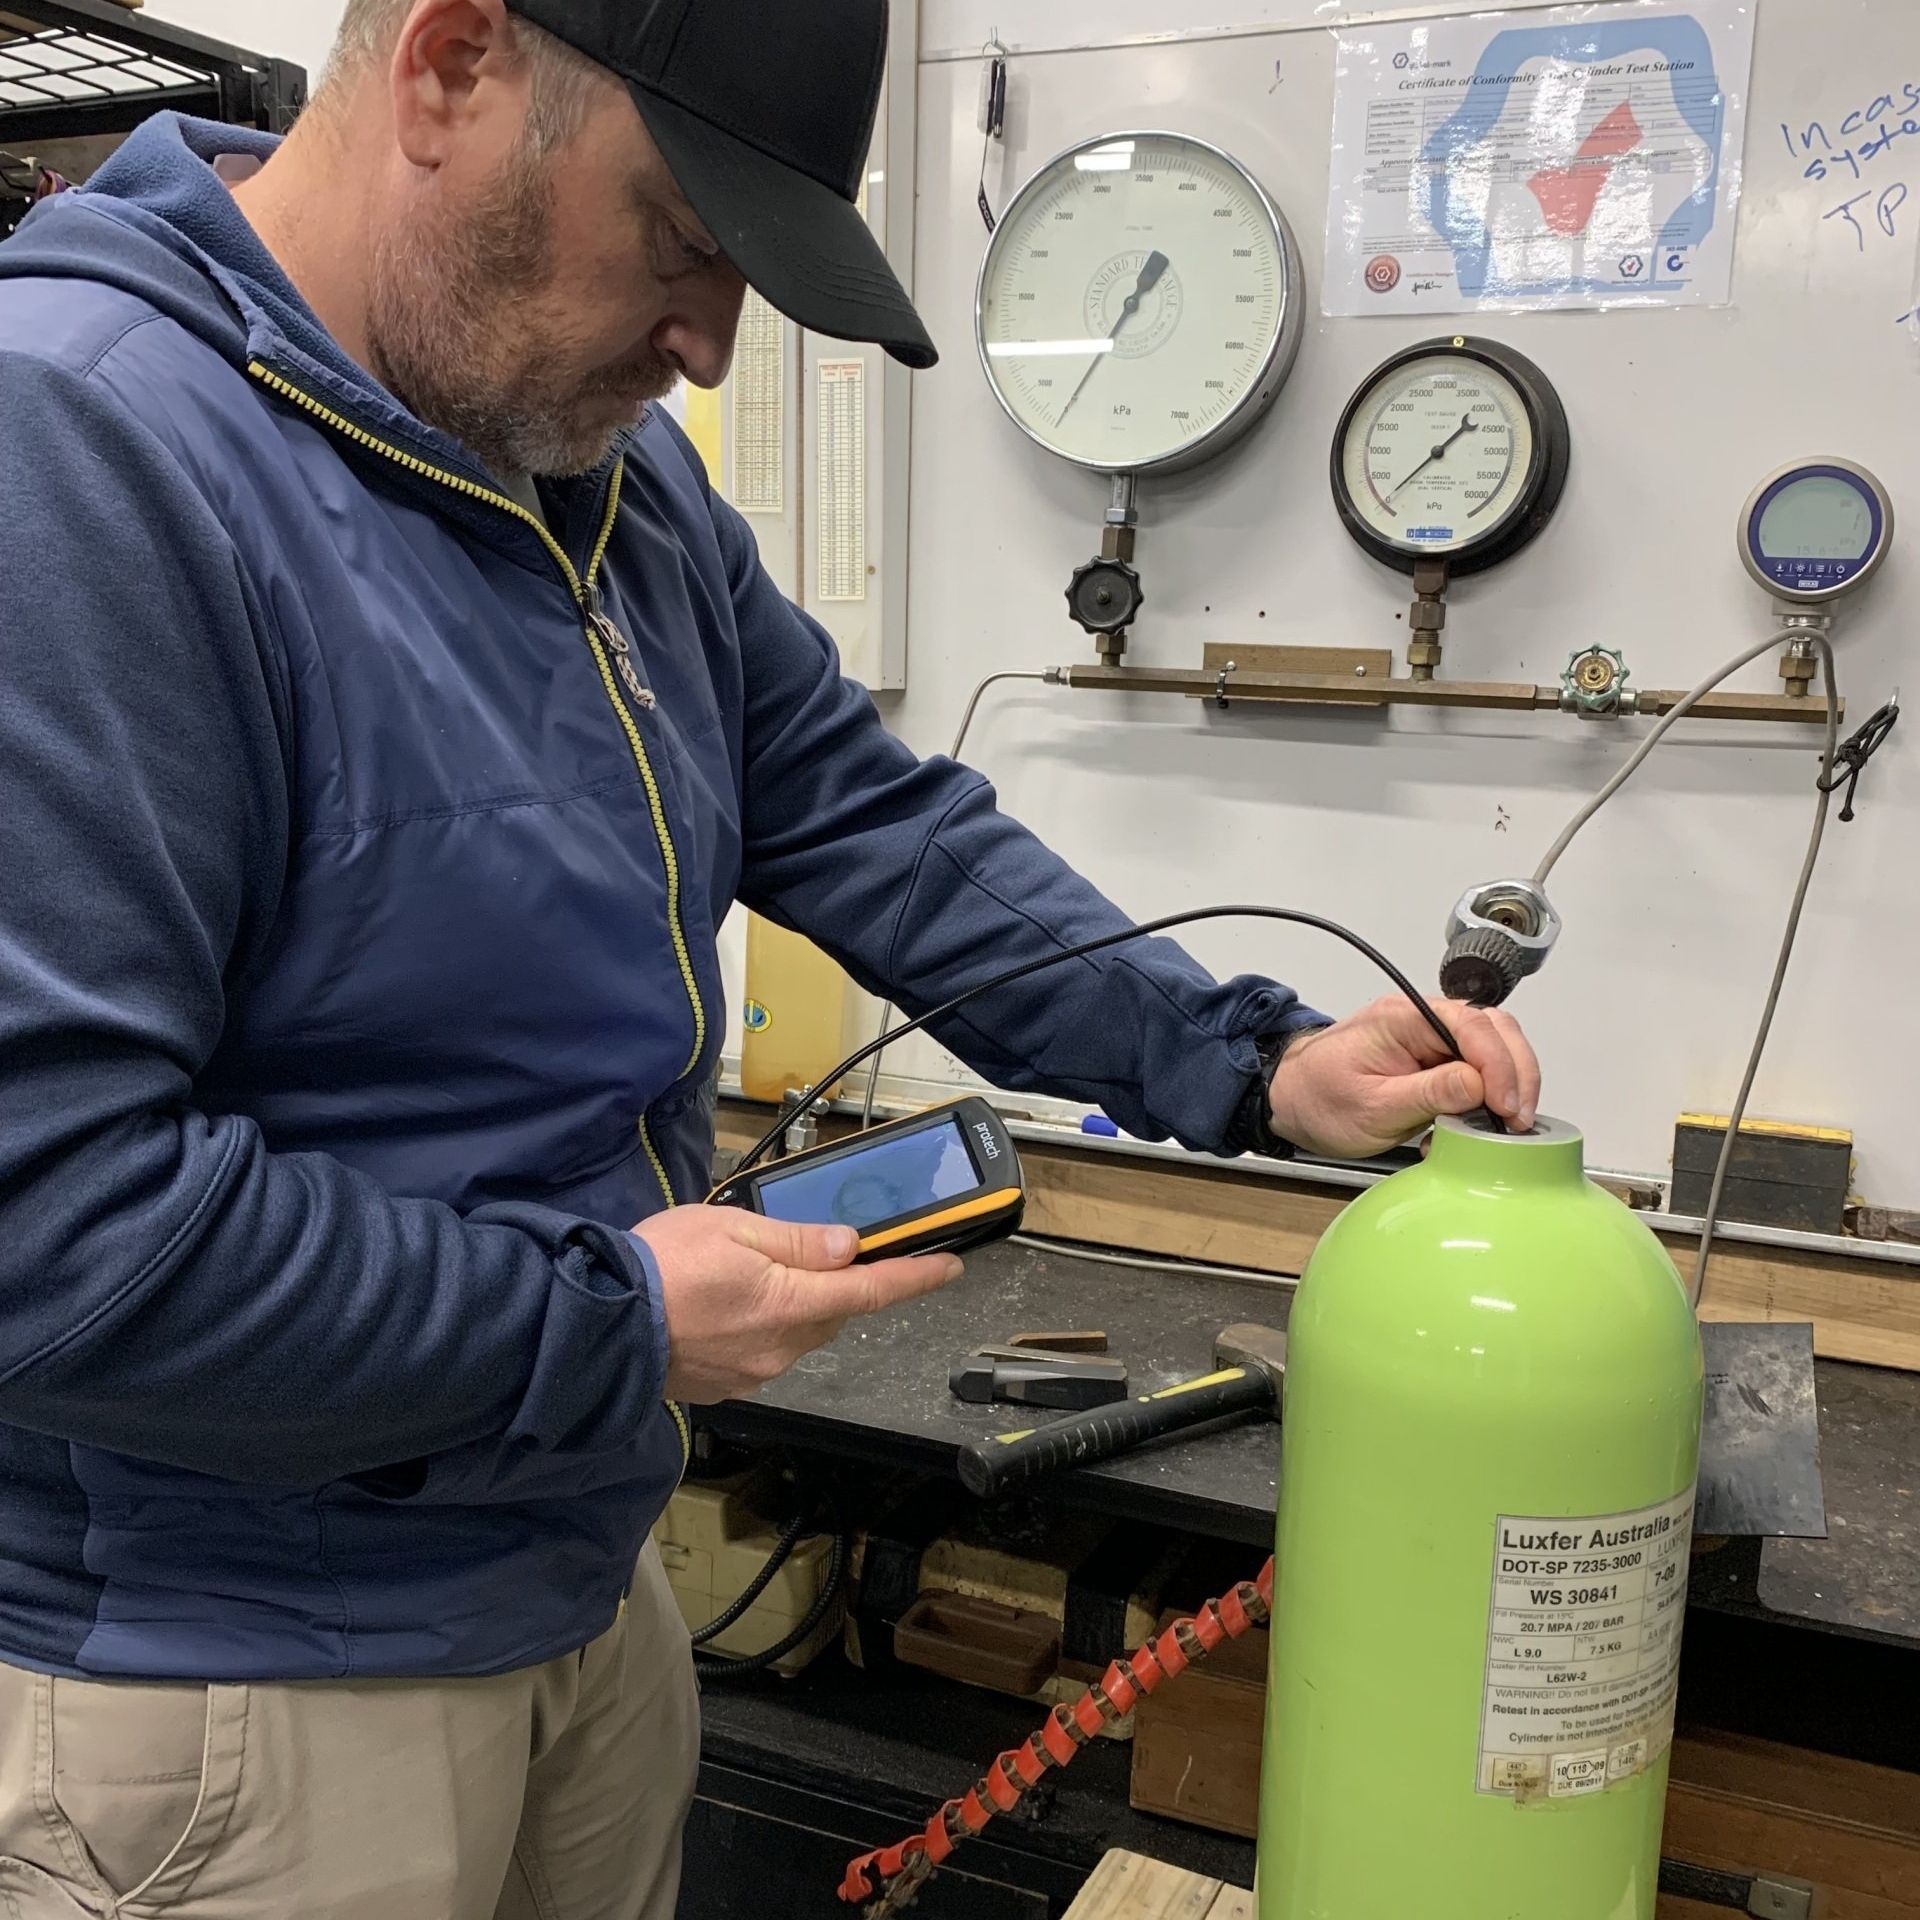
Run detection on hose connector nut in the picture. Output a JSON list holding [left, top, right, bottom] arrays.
[[1440, 880, 1561, 1008]]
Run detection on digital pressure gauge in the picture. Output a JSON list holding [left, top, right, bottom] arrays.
[[1739, 460, 1893, 604], [975, 130, 1305, 475], [1331, 338, 1571, 577]]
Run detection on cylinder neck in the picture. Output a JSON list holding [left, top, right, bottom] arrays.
[[1427, 1112, 1586, 1187]]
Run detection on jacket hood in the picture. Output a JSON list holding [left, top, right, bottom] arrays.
[[0, 113, 511, 486]]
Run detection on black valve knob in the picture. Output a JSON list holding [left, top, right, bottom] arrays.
[[1065, 556, 1144, 636], [1439, 927, 1528, 1008]]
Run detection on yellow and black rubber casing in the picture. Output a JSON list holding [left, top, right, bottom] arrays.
[[710, 1097, 1026, 1262]]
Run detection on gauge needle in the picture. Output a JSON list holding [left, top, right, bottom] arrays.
[[1056, 249, 1171, 426], [1388, 411, 1478, 500]]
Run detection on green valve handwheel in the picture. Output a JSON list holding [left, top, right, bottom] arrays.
[[1260, 1114, 1703, 1919], [1563, 644, 1632, 711]]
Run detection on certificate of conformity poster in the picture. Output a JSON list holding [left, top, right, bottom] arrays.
[[1324, 1, 1756, 315]]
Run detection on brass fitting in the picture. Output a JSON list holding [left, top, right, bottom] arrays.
[[1779, 639, 1817, 700], [1407, 559, 1449, 681]]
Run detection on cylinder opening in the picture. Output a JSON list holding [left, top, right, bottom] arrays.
[[1436, 1112, 1581, 1147]]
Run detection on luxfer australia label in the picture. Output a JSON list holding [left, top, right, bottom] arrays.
[[1477, 1485, 1695, 1798]]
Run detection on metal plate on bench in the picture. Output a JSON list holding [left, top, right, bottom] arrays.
[[1696, 1321, 1826, 1539]]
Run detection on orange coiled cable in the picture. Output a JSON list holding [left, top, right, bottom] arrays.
[[839, 1556, 1275, 1912]]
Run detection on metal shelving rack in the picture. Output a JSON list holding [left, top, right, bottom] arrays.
[[0, 0, 303, 150]]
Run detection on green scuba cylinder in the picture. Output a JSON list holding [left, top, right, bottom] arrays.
[[1260, 1115, 1703, 1918]]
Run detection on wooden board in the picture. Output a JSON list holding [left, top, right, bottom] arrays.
[[1078, 1732, 1920, 1918], [1666, 1730, 1920, 1919], [713, 1105, 1920, 1373], [1021, 1135, 1920, 1373], [1672, 1730, 1920, 1835], [1059, 1851, 1788, 1920], [1684, 1240, 1920, 1372], [1061, 1852, 1244, 1920]]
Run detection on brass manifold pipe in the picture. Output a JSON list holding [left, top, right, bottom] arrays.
[[1056, 662, 1842, 726]]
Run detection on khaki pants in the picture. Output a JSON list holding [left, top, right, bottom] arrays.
[[0, 1545, 698, 1920]]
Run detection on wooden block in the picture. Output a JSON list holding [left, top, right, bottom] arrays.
[[1673, 1115, 1853, 1234], [1129, 1617, 1267, 1839], [1021, 1134, 1920, 1373], [1063, 1850, 1223, 1920], [1682, 1237, 1920, 1371]]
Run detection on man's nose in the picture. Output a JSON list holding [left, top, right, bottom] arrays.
[[656, 260, 749, 389]]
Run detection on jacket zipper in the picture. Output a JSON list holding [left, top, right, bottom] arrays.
[[248, 363, 699, 1466], [576, 475, 699, 1227]]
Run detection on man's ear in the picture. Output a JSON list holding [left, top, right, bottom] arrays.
[[389, 0, 520, 170]]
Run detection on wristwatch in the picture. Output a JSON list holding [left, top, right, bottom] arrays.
[[1230, 1023, 1334, 1159]]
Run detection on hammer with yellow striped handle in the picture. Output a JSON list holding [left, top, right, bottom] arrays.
[[955, 1323, 1287, 1500]]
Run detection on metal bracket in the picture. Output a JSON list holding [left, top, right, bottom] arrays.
[[1747, 1876, 1817, 1920], [1660, 1859, 1817, 1918], [1213, 658, 1236, 710]]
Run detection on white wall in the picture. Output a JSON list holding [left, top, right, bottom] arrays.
[[891, 0, 1920, 1196], [147, 0, 1920, 1198]]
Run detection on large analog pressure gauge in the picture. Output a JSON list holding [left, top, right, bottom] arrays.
[[976, 130, 1305, 478]]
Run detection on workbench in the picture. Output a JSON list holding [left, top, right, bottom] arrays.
[[681, 1241, 1920, 1919], [698, 1239, 1920, 1649]]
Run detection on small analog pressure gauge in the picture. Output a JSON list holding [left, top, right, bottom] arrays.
[[1332, 337, 1571, 576]]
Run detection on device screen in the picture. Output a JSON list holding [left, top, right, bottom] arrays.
[[755, 1117, 981, 1229], [1757, 475, 1873, 561]]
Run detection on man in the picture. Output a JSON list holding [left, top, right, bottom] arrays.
[[0, 2, 1537, 1914]]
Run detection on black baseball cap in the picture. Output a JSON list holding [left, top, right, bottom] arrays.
[[506, 0, 937, 369]]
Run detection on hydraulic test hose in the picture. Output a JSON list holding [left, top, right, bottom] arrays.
[[1531, 633, 1843, 1309]]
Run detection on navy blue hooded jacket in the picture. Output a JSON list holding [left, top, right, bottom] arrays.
[[0, 116, 1319, 1681]]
